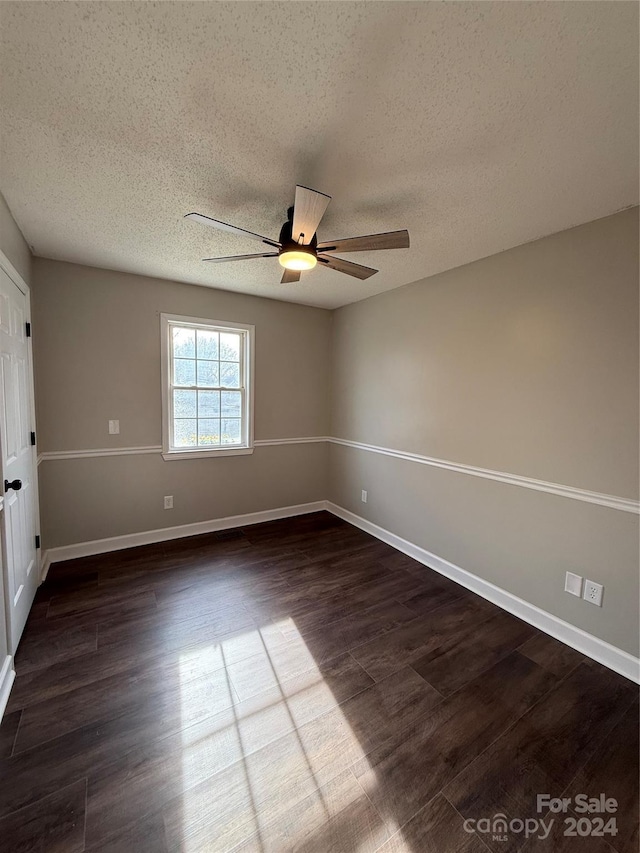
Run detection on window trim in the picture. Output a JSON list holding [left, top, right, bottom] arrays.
[[160, 313, 255, 460]]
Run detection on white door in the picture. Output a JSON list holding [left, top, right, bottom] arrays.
[[0, 265, 38, 653]]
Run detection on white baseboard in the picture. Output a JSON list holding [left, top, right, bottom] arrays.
[[326, 502, 640, 685], [0, 655, 15, 723], [40, 500, 326, 581], [38, 497, 639, 685]]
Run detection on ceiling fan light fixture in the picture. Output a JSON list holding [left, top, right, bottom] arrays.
[[278, 249, 317, 271], [187, 185, 408, 282]]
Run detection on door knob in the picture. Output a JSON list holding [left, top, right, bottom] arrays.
[[4, 479, 22, 492]]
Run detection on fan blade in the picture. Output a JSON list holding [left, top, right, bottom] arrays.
[[317, 255, 377, 280], [291, 186, 331, 245], [185, 213, 280, 247], [202, 253, 278, 263], [280, 269, 301, 284], [317, 229, 410, 254]]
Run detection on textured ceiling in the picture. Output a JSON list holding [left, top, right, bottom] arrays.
[[1, 2, 638, 309]]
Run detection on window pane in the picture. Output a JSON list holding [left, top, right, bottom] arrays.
[[220, 362, 240, 388], [198, 418, 221, 446], [174, 358, 196, 386], [174, 419, 197, 447], [220, 332, 241, 362], [197, 330, 219, 360], [221, 390, 241, 418], [198, 390, 220, 418], [172, 327, 195, 358], [174, 389, 196, 418], [196, 360, 219, 387], [221, 418, 241, 445]]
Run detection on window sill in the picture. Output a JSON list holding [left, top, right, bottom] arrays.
[[162, 447, 254, 461]]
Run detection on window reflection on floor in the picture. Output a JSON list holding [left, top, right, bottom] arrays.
[[175, 617, 400, 852]]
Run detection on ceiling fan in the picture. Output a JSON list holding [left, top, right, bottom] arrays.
[[185, 185, 410, 284]]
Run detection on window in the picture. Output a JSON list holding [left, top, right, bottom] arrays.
[[161, 314, 254, 459]]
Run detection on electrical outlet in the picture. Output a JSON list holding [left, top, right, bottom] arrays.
[[164, 495, 173, 510], [108, 419, 120, 435], [583, 579, 604, 607], [564, 571, 583, 597], [361, 490, 368, 503]]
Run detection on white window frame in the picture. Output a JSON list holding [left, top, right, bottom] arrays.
[[161, 313, 255, 460]]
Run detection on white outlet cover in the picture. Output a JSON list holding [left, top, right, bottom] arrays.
[[108, 419, 120, 435], [583, 579, 604, 607], [564, 571, 583, 597], [361, 490, 368, 503], [164, 495, 173, 509]]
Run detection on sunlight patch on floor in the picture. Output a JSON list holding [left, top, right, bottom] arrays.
[[175, 617, 394, 852]]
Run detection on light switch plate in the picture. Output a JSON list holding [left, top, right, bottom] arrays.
[[564, 571, 583, 597], [108, 420, 120, 435]]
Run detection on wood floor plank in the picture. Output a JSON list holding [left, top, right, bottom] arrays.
[[444, 662, 636, 853], [0, 710, 21, 759], [395, 582, 467, 615], [241, 572, 398, 624], [160, 703, 368, 851], [352, 651, 558, 831], [46, 580, 156, 619], [374, 793, 487, 853], [12, 651, 241, 754], [410, 609, 536, 695], [0, 777, 87, 853], [0, 697, 212, 820], [271, 600, 420, 668], [38, 571, 99, 602], [275, 561, 396, 603], [267, 571, 427, 634], [7, 641, 165, 713], [90, 665, 434, 848], [14, 620, 97, 676], [231, 769, 390, 852], [46, 588, 158, 629], [349, 594, 498, 681], [397, 572, 492, 614], [518, 632, 585, 678], [226, 636, 336, 701], [57, 542, 166, 575], [97, 601, 259, 662], [84, 810, 169, 853], [0, 511, 634, 853], [336, 665, 443, 754], [240, 510, 343, 541], [159, 667, 440, 851], [560, 699, 639, 853], [84, 652, 373, 849], [18, 587, 159, 641]]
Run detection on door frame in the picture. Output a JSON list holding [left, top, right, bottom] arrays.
[[0, 249, 40, 718]]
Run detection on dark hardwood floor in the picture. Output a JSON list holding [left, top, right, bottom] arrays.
[[0, 511, 636, 852]]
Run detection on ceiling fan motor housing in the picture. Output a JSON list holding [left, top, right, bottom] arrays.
[[278, 217, 318, 270], [278, 217, 318, 257]]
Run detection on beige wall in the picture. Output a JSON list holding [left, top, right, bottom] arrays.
[[39, 444, 327, 548], [0, 191, 31, 285], [33, 259, 331, 548], [27, 209, 640, 656], [330, 209, 639, 655]]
